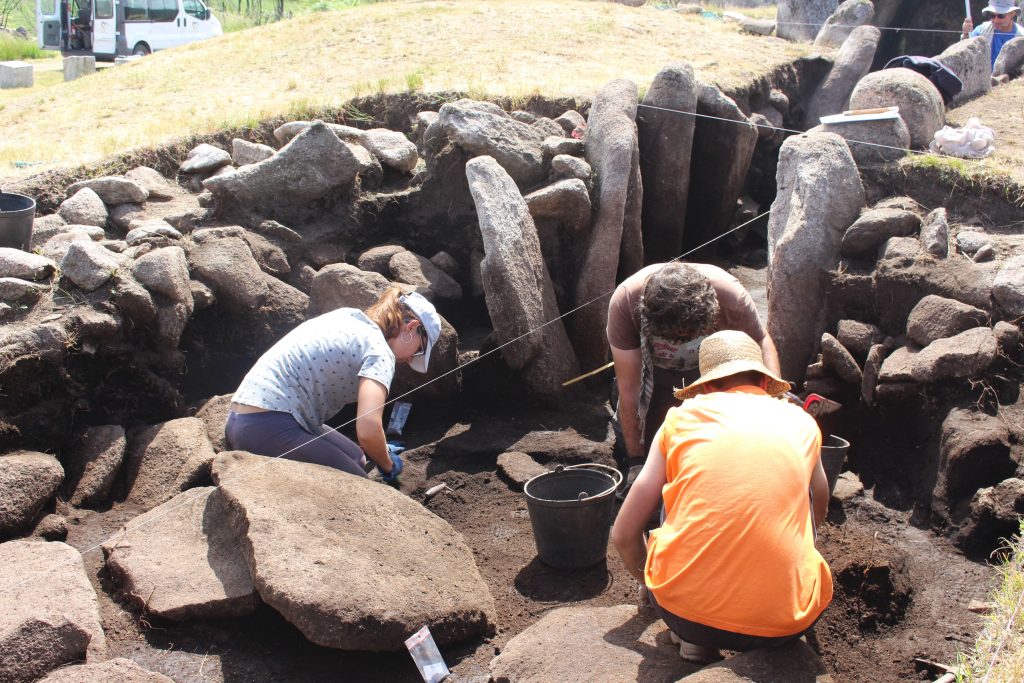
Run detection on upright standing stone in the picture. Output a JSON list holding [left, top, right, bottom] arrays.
[[684, 84, 757, 258], [466, 156, 579, 393], [768, 133, 864, 382], [814, 0, 875, 48], [637, 63, 697, 263], [935, 36, 991, 104], [805, 26, 882, 127], [574, 79, 641, 371], [777, 0, 839, 42]]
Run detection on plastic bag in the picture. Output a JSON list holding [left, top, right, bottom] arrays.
[[929, 117, 995, 158]]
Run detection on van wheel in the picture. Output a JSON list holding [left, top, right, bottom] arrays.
[[132, 43, 151, 56]]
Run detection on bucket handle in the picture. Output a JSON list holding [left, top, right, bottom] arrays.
[[565, 463, 623, 489]]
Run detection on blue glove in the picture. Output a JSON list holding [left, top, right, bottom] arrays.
[[379, 444, 404, 483]]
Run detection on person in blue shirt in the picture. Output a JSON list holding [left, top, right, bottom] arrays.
[[962, 0, 1024, 69]]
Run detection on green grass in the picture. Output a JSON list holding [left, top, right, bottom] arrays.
[[0, 33, 44, 60], [956, 523, 1024, 683]]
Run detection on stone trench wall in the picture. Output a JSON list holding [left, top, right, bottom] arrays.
[[0, 58, 843, 682]]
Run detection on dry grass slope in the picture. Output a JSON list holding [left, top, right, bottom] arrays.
[[0, 0, 810, 181]]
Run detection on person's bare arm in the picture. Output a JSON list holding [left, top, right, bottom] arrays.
[[611, 344, 645, 459], [611, 440, 668, 584], [962, 16, 974, 37], [759, 334, 782, 376], [810, 457, 829, 529], [355, 377, 392, 473]]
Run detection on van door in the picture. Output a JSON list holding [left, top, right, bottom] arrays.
[[181, 0, 217, 41], [36, 0, 63, 50], [92, 0, 117, 55]]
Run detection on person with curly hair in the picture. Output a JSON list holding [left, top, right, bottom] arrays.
[[612, 330, 830, 664], [606, 262, 780, 490]]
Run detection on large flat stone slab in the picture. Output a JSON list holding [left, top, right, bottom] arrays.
[[490, 604, 691, 682], [122, 417, 216, 509], [102, 487, 260, 621], [38, 658, 173, 682], [0, 540, 106, 683], [212, 451, 496, 651]]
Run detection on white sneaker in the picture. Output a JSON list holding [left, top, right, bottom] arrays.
[[668, 632, 722, 664]]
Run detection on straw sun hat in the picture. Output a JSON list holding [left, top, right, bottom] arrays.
[[673, 330, 790, 400]]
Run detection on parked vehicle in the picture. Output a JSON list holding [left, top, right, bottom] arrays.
[[36, 0, 222, 59]]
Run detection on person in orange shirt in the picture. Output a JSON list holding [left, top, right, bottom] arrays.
[[611, 330, 832, 664]]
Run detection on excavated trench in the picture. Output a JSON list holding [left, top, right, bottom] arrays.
[[2, 56, 1020, 682]]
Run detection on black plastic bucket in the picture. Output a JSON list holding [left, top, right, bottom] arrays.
[[523, 463, 622, 569], [821, 434, 850, 497], [0, 192, 35, 251]]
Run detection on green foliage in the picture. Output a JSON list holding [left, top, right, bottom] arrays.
[[209, 0, 380, 33], [0, 33, 43, 60], [955, 522, 1024, 682]]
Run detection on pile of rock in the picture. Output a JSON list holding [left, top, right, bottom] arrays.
[[767, 129, 1024, 553], [0, 448, 496, 681]]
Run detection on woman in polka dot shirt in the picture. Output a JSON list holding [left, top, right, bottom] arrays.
[[225, 288, 441, 481]]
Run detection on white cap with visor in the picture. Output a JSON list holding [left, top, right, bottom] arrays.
[[400, 292, 441, 373]]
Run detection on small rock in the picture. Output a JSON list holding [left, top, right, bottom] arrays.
[[496, 451, 549, 490], [179, 143, 232, 174], [832, 471, 864, 502], [232, 138, 275, 166], [67, 176, 149, 206], [31, 513, 68, 541], [974, 244, 995, 262], [58, 187, 108, 227], [821, 333, 863, 385], [0, 451, 64, 538], [956, 230, 990, 256]]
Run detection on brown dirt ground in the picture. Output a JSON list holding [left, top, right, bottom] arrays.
[[61, 400, 997, 683]]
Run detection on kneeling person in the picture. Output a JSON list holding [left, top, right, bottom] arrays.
[[611, 330, 832, 663]]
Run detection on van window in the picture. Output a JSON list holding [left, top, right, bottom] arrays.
[[149, 0, 177, 21], [183, 0, 205, 19], [124, 0, 146, 20], [95, 0, 113, 19], [40, 0, 57, 15]]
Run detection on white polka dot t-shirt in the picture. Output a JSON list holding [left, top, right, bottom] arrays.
[[232, 308, 395, 435]]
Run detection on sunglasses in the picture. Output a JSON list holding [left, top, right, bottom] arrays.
[[412, 324, 428, 357]]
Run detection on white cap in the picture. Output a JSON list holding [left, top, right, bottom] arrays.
[[983, 1, 1019, 15], [400, 292, 441, 373]]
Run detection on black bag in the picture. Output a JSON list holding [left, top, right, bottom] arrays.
[[883, 55, 964, 105]]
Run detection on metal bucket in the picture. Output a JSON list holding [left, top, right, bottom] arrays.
[[821, 434, 850, 497], [0, 192, 36, 251], [523, 463, 622, 569]]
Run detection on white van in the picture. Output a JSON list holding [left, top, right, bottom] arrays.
[[37, 0, 222, 59]]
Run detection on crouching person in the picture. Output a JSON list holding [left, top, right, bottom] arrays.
[[611, 330, 832, 664]]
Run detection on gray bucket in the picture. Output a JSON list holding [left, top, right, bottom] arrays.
[[523, 463, 622, 569], [821, 434, 850, 497], [0, 192, 35, 251]]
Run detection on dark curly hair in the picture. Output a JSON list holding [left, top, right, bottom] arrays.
[[639, 263, 719, 342]]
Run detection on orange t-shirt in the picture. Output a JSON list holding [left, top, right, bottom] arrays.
[[645, 386, 833, 638]]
